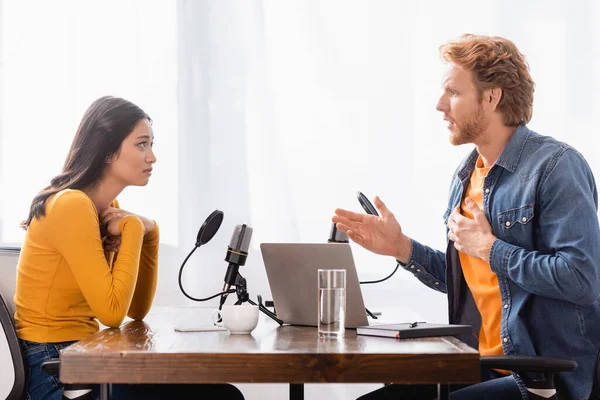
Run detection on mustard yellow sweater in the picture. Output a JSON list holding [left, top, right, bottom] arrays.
[[14, 189, 159, 343]]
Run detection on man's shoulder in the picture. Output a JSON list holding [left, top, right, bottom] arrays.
[[515, 127, 595, 188], [523, 128, 587, 168], [524, 128, 572, 153]]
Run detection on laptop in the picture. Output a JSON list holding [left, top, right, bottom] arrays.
[[260, 243, 369, 328]]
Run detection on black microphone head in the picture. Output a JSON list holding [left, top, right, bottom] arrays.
[[196, 210, 224, 247], [225, 224, 253, 266], [229, 224, 253, 253], [328, 222, 349, 243]]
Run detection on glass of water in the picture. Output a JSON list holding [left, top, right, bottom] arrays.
[[318, 269, 346, 338]]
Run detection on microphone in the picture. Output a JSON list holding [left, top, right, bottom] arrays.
[[328, 222, 349, 243], [221, 224, 253, 297]]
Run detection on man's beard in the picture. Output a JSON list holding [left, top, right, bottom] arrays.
[[450, 103, 488, 146]]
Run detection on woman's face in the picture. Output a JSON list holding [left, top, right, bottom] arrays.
[[106, 119, 156, 187]]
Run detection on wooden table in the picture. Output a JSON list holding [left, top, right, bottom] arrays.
[[60, 308, 479, 399]]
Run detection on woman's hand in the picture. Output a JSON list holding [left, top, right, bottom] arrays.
[[103, 235, 122, 253], [101, 207, 155, 235], [101, 211, 131, 237]]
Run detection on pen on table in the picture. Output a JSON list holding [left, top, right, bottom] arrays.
[[408, 321, 426, 328]]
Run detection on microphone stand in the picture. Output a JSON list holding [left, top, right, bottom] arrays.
[[329, 222, 378, 320], [229, 272, 283, 325]]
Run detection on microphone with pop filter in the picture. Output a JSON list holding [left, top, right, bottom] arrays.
[[196, 210, 224, 247], [220, 224, 253, 306], [177, 210, 283, 325], [352, 191, 400, 287], [178, 210, 237, 303]]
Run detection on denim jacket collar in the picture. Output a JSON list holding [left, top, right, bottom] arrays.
[[457, 122, 530, 181]]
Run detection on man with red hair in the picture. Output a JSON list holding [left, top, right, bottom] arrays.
[[334, 34, 600, 399]]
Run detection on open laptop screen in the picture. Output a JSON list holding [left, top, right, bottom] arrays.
[[260, 243, 369, 328]]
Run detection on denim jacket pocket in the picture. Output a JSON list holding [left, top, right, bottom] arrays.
[[498, 204, 534, 244]]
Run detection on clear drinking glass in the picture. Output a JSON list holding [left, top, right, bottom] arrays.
[[318, 269, 346, 338]]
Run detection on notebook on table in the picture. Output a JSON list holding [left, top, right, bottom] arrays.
[[356, 322, 472, 339]]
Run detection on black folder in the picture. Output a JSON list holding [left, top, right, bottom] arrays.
[[356, 322, 472, 339]]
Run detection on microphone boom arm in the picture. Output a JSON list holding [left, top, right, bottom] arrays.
[[178, 246, 237, 302], [232, 273, 283, 325]]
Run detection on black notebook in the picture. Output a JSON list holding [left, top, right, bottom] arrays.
[[356, 322, 472, 339]]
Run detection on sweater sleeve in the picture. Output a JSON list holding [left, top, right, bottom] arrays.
[[46, 191, 145, 328], [127, 222, 159, 320]]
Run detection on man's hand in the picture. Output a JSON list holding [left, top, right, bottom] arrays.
[[101, 207, 155, 235], [332, 196, 412, 263], [446, 197, 496, 262]]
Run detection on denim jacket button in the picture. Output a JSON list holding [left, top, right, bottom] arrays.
[[503, 337, 508, 343], [504, 304, 508, 309], [410, 265, 415, 269], [505, 221, 511, 227], [485, 188, 490, 194]]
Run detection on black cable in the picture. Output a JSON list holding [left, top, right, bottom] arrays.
[[359, 262, 400, 285], [178, 245, 236, 302], [245, 298, 284, 325], [177, 243, 283, 325], [365, 307, 377, 319], [360, 262, 401, 319]]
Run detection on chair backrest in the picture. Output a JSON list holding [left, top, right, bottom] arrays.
[[590, 349, 600, 400], [0, 250, 19, 317], [0, 249, 25, 400]]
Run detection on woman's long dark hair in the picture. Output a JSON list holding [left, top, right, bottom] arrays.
[[23, 96, 151, 228]]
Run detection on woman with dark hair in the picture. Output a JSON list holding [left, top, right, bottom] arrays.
[[14, 96, 244, 400]]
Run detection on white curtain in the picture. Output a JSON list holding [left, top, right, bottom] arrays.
[[0, 0, 179, 246], [2, 0, 600, 312], [173, 0, 600, 323]]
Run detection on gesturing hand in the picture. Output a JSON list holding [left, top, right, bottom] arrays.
[[332, 196, 411, 262], [446, 197, 496, 262]]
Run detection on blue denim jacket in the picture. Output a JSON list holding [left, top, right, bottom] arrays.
[[402, 124, 600, 400]]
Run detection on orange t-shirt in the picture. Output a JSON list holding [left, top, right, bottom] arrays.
[[458, 156, 504, 359]]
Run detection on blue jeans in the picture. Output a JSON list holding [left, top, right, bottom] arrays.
[[21, 340, 245, 400], [357, 367, 523, 400]]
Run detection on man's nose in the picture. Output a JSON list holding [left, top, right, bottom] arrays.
[[436, 95, 448, 113]]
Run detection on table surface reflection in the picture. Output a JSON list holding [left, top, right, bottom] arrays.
[[60, 307, 480, 385]]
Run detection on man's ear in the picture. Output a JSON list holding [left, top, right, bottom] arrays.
[[487, 87, 503, 111]]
